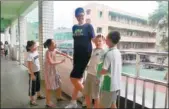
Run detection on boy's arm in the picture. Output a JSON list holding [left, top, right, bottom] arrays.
[[100, 53, 111, 75]]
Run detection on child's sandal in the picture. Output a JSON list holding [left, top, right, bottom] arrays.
[[46, 103, 56, 108], [37, 95, 45, 100], [30, 101, 38, 106]]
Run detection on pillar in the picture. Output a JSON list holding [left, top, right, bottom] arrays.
[[38, 0, 54, 79], [11, 24, 16, 47], [4, 27, 10, 43], [18, 16, 27, 65]]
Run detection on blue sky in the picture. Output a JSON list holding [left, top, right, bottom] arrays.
[[26, 1, 158, 29]]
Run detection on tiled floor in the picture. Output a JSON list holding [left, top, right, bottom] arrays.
[[1, 57, 81, 108]]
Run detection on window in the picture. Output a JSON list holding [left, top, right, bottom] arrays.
[[86, 9, 91, 15], [97, 27, 102, 33], [98, 11, 103, 18]]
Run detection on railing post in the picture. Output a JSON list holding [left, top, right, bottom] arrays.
[[136, 53, 140, 77], [164, 87, 168, 109], [142, 80, 146, 109], [152, 84, 157, 108], [125, 76, 129, 108], [133, 53, 140, 108], [117, 90, 121, 109]]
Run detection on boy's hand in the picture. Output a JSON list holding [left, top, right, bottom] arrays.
[[31, 74, 35, 80]]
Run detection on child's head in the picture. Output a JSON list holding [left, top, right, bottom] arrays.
[[94, 34, 105, 48], [44, 39, 56, 50], [26, 40, 36, 52], [5, 41, 8, 45], [106, 31, 121, 48]]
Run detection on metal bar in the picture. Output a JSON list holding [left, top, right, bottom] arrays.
[[58, 47, 168, 56], [125, 76, 129, 108], [122, 73, 168, 87], [117, 90, 121, 109], [136, 53, 140, 77], [164, 87, 168, 109], [152, 84, 157, 108], [133, 78, 137, 108], [142, 80, 146, 109]]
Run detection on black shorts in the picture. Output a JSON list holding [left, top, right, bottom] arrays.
[[5, 50, 8, 56], [70, 51, 91, 79]]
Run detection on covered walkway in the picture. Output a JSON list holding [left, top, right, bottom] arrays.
[[1, 1, 168, 109], [1, 57, 82, 108]]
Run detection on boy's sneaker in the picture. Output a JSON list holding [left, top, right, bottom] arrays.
[[65, 102, 78, 108]]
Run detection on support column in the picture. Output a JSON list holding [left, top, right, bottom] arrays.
[[10, 24, 17, 60], [18, 16, 27, 65], [11, 24, 16, 47], [38, 0, 54, 80], [4, 27, 10, 43]]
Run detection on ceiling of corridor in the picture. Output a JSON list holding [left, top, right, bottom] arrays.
[[1, 1, 34, 32]]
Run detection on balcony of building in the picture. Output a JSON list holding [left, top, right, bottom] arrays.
[[1, 1, 168, 109]]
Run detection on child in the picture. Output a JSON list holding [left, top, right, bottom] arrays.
[[44, 39, 72, 108], [83, 34, 105, 108], [0, 41, 4, 57], [4, 41, 9, 59], [26, 40, 45, 106], [99, 31, 122, 108]]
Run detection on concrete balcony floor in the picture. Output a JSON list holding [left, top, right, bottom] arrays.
[[0, 57, 82, 108]]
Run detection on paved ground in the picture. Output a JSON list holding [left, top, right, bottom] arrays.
[[1, 56, 168, 108], [0, 57, 82, 108]]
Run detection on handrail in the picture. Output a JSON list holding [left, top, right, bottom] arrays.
[[57, 46, 168, 108], [122, 73, 168, 87]]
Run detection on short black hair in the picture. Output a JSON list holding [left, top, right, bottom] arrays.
[[5, 41, 8, 44], [26, 40, 35, 52], [44, 39, 53, 48], [107, 31, 121, 44]]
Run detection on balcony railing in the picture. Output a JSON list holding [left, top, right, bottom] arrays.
[[56, 47, 168, 108]]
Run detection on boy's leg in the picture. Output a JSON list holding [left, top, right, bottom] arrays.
[[84, 75, 91, 108], [65, 78, 83, 108], [71, 77, 84, 99], [92, 75, 100, 108], [36, 72, 41, 96], [36, 72, 45, 99], [100, 91, 117, 108], [29, 74, 37, 105], [94, 98, 100, 108]]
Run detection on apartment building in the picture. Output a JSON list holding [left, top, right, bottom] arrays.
[[73, 3, 156, 61]]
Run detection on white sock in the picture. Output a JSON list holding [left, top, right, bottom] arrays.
[[71, 100, 77, 104]]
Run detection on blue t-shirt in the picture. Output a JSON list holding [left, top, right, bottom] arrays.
[[72, 23, 95, 53]]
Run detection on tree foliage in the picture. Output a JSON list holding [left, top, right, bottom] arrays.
[[148, 1, 168, 27]]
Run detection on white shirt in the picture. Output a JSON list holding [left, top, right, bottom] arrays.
[[27, 51, 40, 72], [87, 48, 105, 76], [102, 47, 122, 91], [4, 44, 9, 50]]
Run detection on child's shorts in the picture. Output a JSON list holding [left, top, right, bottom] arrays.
[[100, 90, 119, 108], [83, 74, 100, 99]]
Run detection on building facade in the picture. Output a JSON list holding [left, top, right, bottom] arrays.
[[73, 3, 157, 61]]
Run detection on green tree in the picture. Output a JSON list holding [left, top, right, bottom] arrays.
[[148, 1, 168, 51], [148, 1, 168, 27]]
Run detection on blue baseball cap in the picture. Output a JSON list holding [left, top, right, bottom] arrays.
[[75, 7, 84, 17]]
